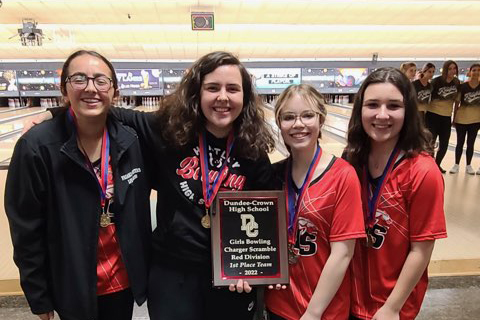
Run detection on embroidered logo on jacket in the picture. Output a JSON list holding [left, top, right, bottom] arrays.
[[121, 168, 141, 184]]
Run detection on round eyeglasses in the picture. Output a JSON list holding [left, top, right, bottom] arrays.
[[66, 74, 113, 92], [279, 110, 320, 127]]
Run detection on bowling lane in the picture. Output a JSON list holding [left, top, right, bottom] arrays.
[[0, 107, 46, 120], [0, 110, 51, 164], [134, 105, 159, 112]]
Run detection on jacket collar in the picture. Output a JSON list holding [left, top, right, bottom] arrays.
[[60, 109, 138, 166]]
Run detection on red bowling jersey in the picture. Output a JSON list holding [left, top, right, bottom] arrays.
[[350, 153, 447, 320], [94, 159, 130, 295], [266, 157, 365, 320]]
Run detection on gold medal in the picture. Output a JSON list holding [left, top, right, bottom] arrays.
[[201, 214, 211, 229], [100, 213, 111, 228]]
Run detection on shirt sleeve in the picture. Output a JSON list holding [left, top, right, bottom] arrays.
[[110, 108, 160, 150], [4, 138, 53, 315], [408, 157, 447, 241], [247, 151, 279, 190], [330, 163, 366, 242]]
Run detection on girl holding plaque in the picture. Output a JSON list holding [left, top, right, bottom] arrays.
[[345, 68, 447, 320], [265, 84, 365, 320], [5, 50, 152, 320], [109, 51, 275, 320], [34, 51, 276, 319]]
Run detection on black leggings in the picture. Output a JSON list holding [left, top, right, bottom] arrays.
[[59, 288, 134, 320], [455, 122, 480, 165], [425, 112, 452, 166]]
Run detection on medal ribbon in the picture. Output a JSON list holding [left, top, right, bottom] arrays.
[[285, 145, 322, 236], [361, 147, 400, 229], [67, 108, 110, 208], [199, 130, 235, 210]]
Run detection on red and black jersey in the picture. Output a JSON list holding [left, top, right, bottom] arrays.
[[93, 159, 129, 295], [266, 157, 365, 320], [350, 153, 447, 320]]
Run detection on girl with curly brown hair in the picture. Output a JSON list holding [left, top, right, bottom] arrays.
[[107, 51, 276, 320]]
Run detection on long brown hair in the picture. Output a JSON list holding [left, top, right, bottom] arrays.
[[156, 51, 274, 160], [345, 67, 433, 173], [441, 60, 458, 79]]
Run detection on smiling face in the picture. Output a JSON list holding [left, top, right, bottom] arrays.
[[64, 54, 116, 120], [361, 82, 405, 147], [423, 67, 435, 81], [200, 64, 244, 137], [469, 66, 480, 80], [446, 63, 458, 80], [279, 93, 321, 152]]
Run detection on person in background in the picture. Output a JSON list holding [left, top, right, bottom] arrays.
[[412, 63, 436, 121], [400, 62, 417, 82], [345, 67, 447, 320], [5, 50, 152, 320], [265, 84, 365, 320], [425, 60, 460, 173], [450, 63, 480, 175]]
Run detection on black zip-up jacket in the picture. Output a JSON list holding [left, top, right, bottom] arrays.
[[4, 110, 152, 320]]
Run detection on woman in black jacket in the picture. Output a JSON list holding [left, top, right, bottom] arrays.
[[5, 50, 152, 320]]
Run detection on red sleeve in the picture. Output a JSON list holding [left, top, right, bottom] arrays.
[[408, 157, 447, 241], [329, 162, 366, 242]]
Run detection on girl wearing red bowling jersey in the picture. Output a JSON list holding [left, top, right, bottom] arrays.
[[346, 67, 447, 320], [265, 84, 365, 320]]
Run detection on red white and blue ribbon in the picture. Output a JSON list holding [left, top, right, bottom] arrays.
[[285, 145, 322, 236], [361, 147, 400, 229], [198, 130, 235, 210]]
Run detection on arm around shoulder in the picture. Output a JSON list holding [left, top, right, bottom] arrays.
[[110, 107, 162, 151]]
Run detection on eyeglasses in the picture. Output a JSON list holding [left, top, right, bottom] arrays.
[[279, 110, 320, 127], [66, 74, 113, 92]]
